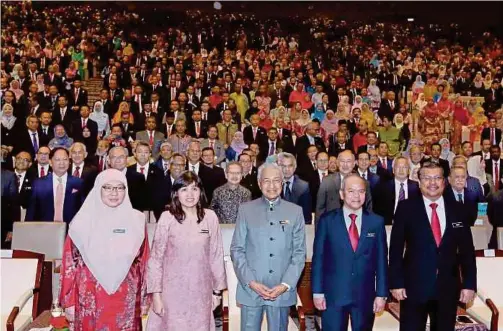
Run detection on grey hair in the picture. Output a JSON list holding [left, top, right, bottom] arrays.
[[109, 146, 129, 157], [341, 173, 366, 191], [225, 161, 242, 173], [257, 162, 284, 182], [69, 142, 87, 153], [277, 152, 297, 169], [160, 140, 173, 150]]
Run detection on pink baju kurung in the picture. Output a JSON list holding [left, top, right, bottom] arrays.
[[146, 210, 226, 331]]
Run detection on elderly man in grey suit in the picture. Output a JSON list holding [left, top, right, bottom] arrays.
[[316, 150, 372, 224], [231, 163, 306, 331], [201, 125, 226, 165], [135, 115, 165, 160], [278, 152, 313, 224]]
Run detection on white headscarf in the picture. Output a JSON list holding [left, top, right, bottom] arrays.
[[68, 169, 146, 295]]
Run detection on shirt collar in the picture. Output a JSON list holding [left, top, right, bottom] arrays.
[[342, 206, 362, 221]]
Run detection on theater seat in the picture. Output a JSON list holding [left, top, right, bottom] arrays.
[[220, 224, 235, 257], [222, 256, 305, 331], [1, 250, 44, 331], [305, 224, 315, 262], [466, 252, 503, 330]]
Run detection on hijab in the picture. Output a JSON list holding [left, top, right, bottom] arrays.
[[296, 109, 311, 127], [90, 101, 109, 132], [413, 75, 425, 89], [68, 169, 146, 295], [472, 107, 488, 126], [230, 131, 248, 154], [1, 104, 16, 130], [311, 104, 326, 122], [321, 110, 338, 135], [414, 93, 427, 111], [438, 138, 455, 163], [393, 113, 405, 129], [453, 100, 469, 125], [368, 79, 380, 96], [49, 124, 73, 149], [9, 81, 24, 101], [352, 96, 363, 111]]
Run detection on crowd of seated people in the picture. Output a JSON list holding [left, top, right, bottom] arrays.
[[1, 1, 503, 252]]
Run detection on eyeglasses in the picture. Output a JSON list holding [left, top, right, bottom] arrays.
[[421, 176, 443, 183], [101, 185, 126, 193]]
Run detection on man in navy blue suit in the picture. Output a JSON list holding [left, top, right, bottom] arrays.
[[445, 166, 485, 226], [312, 174, 388, 331], [376, 142, 393, 176], [26, 147, 83, 223], [278, 152, 312, 224], [389, 162, 476, 331], [374, 157, 420, 225]]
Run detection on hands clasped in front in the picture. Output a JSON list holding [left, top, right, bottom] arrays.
[[249, 280, 288, 300], [314, 297, 386, 314]]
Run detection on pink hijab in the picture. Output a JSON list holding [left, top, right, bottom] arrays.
[[68, 169, 146, 295]]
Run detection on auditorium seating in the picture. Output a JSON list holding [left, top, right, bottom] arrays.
[[11, 222, 66, 302], [467, 250, 503, 331], [1, 250, 44, 331], [222, 255, 305, 331]]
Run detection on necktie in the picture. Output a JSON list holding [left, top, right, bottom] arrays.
[[203, 112, 207, 121], [490, 129, 495, 145], [312, 161, 317, 170], [495, 163, 500, 190], [430, 203, 442, 247], [164, 163, 169, 175], [398, 182, 405, 201], [457, 193, 463, 203], [269, 142, 275, 156], [348, 213, 359, 252], [196, 122, 200, 136], [210, 140, 214, 149], [381, 158, 387, 169], [74, 89, 79, 103], [40, 166, 45, 177], [32, 133, 39, 152], [140, 167, 145, 174], [16, 174, 22, 191], [278, 129, 282, 139], [73, 166, 80, 177], [82, 119, 86, 129], [253, 128, 257, 140], [54, 177, 64, 222], [98, 156, 104, 172], [192, 165, 196, 173], [283, 181, 292, 201], [149, 132, 154, 146], [362, 172, 366, 180]]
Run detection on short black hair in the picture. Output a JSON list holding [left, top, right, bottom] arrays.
[[50, 147, 69, 159]]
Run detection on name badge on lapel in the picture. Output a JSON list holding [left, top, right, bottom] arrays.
[[452, 222, 464, 229], [279, 220, 289, 225], [113, 228, 126, 234], [200, 229, 209, 234], [366, 232, 376, 238]]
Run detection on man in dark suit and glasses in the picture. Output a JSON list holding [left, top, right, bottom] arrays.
[[389, 162, 476, 331]]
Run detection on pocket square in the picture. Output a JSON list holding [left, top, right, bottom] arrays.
[[72, 188, 79, 193], [366, 232, 376, 238], [452, 222, 464, 228]]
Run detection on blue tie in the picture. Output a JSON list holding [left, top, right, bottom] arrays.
[[32, 133, 39, 153], [458, 193, 463, 203], [398, 183, 405, 201]]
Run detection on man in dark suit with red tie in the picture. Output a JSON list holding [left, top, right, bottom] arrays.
[[389, 162, 476, 331], [481, 117, 502, 147]]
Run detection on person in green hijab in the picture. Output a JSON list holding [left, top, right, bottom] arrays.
[[378, 115, 404, 157], [71, 46, 85, 78]]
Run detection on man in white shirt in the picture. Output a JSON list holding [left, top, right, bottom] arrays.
[[169, 153, 186, 185], [389, 162, 476, 331], [133, 142, 151, 180], [33, 146, 51, 177], [186, 141, 202, 175]]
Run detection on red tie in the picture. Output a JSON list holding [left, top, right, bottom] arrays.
[[82, 119, 86, 129], [73, 166, 80, 178], [210, 141, 214, 149], [98, 156, 104, 172], [495, 163, 500, 191], [140, 167, 145, 174], [430, 203, 442, 247], [149, 132, 154, 146], [348, 214, 359, 252], [40, 166, 45, 177], [278, 129, 282, 139], [381, 158, 387, 169], [490, 129, 495, 145]]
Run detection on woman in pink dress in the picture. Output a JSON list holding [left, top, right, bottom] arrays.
[[293, 109, 311, 137], [147, 171, 226, 331], [60, 169, 149, 331]]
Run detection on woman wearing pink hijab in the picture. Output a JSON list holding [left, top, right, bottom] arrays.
[[60, 169, 149, 330]]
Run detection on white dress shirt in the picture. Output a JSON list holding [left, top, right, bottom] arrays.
[[38, 164, 50, 177], [452, 188, 464, 203], [422, 196, 446, 236], [52, 173, 68, 204], [318, 169, 328, 183], [358, 169, 369, 180], [136, 163, 150, 180], [14, 170, 26, 193], [394, 179, 408, 211], [342, 206, 363, 234], [71, 163, 84, 178], [189, 162, 200, 175]]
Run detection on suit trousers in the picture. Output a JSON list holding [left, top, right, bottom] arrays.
[[322, 304, 374, 331], [240, 305, 290, 331], [399, 298, 457, 331]]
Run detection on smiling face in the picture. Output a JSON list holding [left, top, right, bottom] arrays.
[[258, 166, 283, 200], [177, 182, 201, 208], [101, 180, 126, 208], [340, 176, 366, 211]]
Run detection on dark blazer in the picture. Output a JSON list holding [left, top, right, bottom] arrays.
[[71, 118, 99, 154], [187, 121, 208, 139], [312, 209, 388, 312], [376, 157, 394, 176], [201, 109, 221, 126], [485, 159, 503, 185], [67, 88, 88, 107], [374, 178, 420, 225], [328, 139, 351, 158], [444, 185, 485, 226], [295, 135, 326, 168], [25, 174, 84, 223], [241, 167, 261, 199], [189, 163, 226, 203], [14, 130, 50, 159], [243, 125, 268, 146], [67, 163, 98, 198], [283, 175, 312, 224], [52, 106, 75, 131], [1, 170, 18, 246], [16, 171, 36, 213], [124, 169, 147, 211], [389, 196, 477, 303], [277, 128, 295, 154], [377, 100, 399, 120], [481, 127, 502, 145], [126, 164, 167, 220]]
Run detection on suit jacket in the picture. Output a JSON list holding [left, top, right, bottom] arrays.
[[295, 135, 327, 168], [1, 170, 18, 240], [230, 198, 306, 307], [481, 127, 502, 145], [444, 185, 485, 226], [187, 121, 208, 139], [52, 106, 75, 131], [14, 130, 50, 159], [67, 88, 88, 107], [485, 159, 503, 187], [25, 174, 83, 223], [316, 172, 373, 223], [243, 125, 268, 146], [200, 139, 226, 165], [276, 128, 295, 154], [135, 130, 165, 160], [374, 178, 420, 225], [125, 169, 147, 211], [328, 139, 351, 157], [376, 157, 394, 176], [188, 163, 225, 202], [127, 164, 167, 219], [377, 100, 399, 120], [389, 196, 477, 303], [241, 167, 261, 199], [283, 175, 312, 224], [67, 163, 98, 198], [201, 109, 221, 126], [312, 209, 388, 309]]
